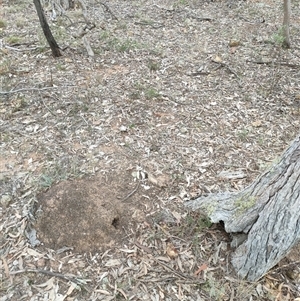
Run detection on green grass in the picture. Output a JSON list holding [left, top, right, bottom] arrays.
[[7, 35, 22, 44], [271, 27, 286, 46], [100, 31, 141, 52], [0, 19, 6, 28], [145, 87, 160, 100]]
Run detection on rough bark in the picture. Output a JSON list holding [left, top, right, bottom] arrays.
[[185, 134, 300, 281], [283, 0, 291, 48], [33, 0, 62, 57]]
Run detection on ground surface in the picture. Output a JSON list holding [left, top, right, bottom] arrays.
[[1, 0, 300, 300]]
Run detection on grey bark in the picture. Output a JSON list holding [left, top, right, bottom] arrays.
[[283, 0, 291, 48], [185, 134, 300, 281]]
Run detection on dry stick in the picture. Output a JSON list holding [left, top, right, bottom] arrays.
[[246, 60, 300, 69], [134, 241, 195, 281], [134, 21, 164, 29], [10, 269, 90, 290], [0, 87, 55, 95], [5, 45, 39, 52], [212, 61, 240, 79], [121, 181, 140, 202], [188, 14, 212, 21], [99, 2, 118, 20]]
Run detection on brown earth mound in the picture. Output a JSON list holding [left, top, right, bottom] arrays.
[[35, 170, 162, 253]]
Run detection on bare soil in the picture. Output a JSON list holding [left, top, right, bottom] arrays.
[[1, 0, 300, 300], [35, 167, 164, 253]]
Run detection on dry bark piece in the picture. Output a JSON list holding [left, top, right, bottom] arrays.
[[186, 134, 300, 281]]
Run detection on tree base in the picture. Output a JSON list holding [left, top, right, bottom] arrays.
[[186, 135, 300, 281]]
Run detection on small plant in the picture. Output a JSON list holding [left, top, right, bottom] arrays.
[[204, 275, 226, 300], [12, 98, 28, 112], [117, 39, 139, 52], [271, 27, 286, 46], [237, 128, 249, 141], [16, 18, 26, 28], [0, 19, 6, 28], [116, 21, 128, 31], [173, 0, 187, 8], [37, 45, 47, 53], [56, 63, 66, 71], [145, 87, 160, 100], [0, 59, 10, 75], [39, 174, 54, 188], [7, 36, 21, 44], [99, 30, 110, 40], [258, 137, 265, 146], [148, 60, 160, 71], [129, 91, 140, 100]]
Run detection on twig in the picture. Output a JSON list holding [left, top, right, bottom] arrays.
[[41, 98, 57, 117], [10, 269, 90, 290], [99, 2, 118, 20], [154, 259, 193, 280], [152, 4, 175, 12], [212, 60, 240, 79], [189, 71, 211, 76], [188, 14, 212, 21], [5, 45, 39, 52], [162, 94, 191, 106], [0, 87, 54, 95], [134, 242, 196, 281], [134, 21, 164, 29], [246, 60, 300, 69], [121, 181, 140, 202]]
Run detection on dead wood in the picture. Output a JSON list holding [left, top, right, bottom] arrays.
[[186, 134, 300, 281]]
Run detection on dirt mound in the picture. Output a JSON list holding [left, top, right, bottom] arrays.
[[35, 170, 162, 253]]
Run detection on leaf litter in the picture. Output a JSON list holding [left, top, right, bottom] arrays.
[[1, 0, 300, 300]]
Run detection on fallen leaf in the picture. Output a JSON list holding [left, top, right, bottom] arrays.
[[194, 263, 208, 275], [213, 55, 222, 63], [252, 120, 262, 127], [230, 47, 237, 54], [166, 243, 178, 259], [229, 39, 240, 47], [105, 259, 122, 267]]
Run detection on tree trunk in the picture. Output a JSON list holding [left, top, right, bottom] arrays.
[[33, 0, 62, 57], [185, 134, 300, 281], [283, 0, 291, 48]]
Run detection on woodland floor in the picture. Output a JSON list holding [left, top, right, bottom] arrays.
[[1, 0, 300, 300]]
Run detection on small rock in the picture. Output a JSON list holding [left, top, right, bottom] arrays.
[[180, 127, 188, 134], [119, 125, 127, 132], [1, 194, 12, 208]]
